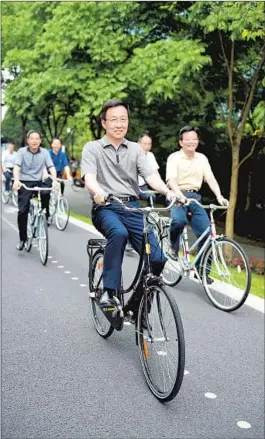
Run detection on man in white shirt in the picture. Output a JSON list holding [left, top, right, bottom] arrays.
[[138, 134, 160, 206], [1, 143, 17, 192]]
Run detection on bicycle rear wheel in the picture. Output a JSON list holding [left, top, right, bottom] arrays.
[[2, 188, 10, 204], [38, 214, 49, 265], [12, 190, 18, 207], [137, 285, 185, 402], [90, 250, 114, 338], [161, 232, 183, 287], [55, 196, 69, 231], [201, 237, 251, 312]]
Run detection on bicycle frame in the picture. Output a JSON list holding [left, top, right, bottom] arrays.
[[176, 202, 228, 278]]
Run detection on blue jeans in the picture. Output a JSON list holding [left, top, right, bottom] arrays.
[[170, 192, 210, 270], [92, 200, 166, 290], [4, 170, 13, 192]]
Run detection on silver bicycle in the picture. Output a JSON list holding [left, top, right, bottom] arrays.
[[2, 177, 18, 207], [160, 199, 251, 312], [22, 184, 51, 265], [49, 178, 70, 231]]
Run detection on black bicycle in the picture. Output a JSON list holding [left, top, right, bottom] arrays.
[[87, 195, 185, 402]]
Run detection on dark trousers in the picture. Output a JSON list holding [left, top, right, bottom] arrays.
[[139, 183, 156, 207], [92, 200, 166, 290], [17, 180, 51, 241], [170, 192, 210, 270], [4, 169, 13, 191], [59, 181, 65, 195], [56, 172, 65, 195]]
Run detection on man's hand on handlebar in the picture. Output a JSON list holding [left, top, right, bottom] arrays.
[[13, 180, 21, 191], [217, 195, 229, 207]]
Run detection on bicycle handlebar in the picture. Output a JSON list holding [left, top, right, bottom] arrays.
[[105, 194, 182, 213], [186, 198, 229, 210], [20, 183, 52, 191]]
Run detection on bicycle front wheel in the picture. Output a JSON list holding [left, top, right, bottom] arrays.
[[38, 214, 49, 265], [161, 233, 183, 287], [202, 237, 251, 312], [137, 285, 185, 402], [55, 197, 69, 231], [26, 206, 34, 252], [90, 250, 114, 338]]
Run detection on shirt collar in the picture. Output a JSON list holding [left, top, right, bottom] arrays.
[[50, 149, 60, 157], [101, 135, 128, 148], [27, 146, 41, 154], [180, 148, 198, 160]]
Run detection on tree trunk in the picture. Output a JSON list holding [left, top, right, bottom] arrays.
[[244, 170, 252, 212], [225, 144, 240, 239], [20, 115, 27, 147]]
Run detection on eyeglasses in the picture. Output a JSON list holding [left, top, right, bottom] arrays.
[[105, 117, 129, 126]]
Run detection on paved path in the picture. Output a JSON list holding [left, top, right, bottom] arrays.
[[2, 204, 264, 439]]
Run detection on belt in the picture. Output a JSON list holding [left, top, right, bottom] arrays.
[[182, 189, 198, 193], [116, 195, 138, 202]]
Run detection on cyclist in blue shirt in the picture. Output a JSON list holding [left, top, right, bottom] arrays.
[[49, 138, 72, 194]]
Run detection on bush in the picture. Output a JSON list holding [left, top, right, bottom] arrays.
[[248, 257, 265, 275], [228, 257, 264, 275]]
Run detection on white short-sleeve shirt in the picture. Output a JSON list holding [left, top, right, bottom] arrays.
[[138, 151, 159, 186]]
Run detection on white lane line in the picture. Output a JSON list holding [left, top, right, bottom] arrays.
[[71, 277, 78, 280], [52, 260, 58, 263], [48, 256, 52, 259], [184, 370, 190, 375], [2, 216, 18, 231], [237, 421, 251, 429], [204, 392, 217, 399], [79, 284, 87, 287], [64, 271, 71, 274], [58, 265, 64, 268]]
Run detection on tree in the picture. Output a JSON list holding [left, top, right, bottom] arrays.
[[188, 1, 265, 239]]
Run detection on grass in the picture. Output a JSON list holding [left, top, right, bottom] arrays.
[[69, 211, 92, 225], [183, 253, 264, 299], [69, 210, 264, 299]]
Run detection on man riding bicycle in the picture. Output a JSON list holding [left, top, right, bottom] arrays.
[[166, 125, 228, 282], [1, 142, 17, 193], [13, 130, 58, 251], [48, 138, 72, 194], [81, 99, 175, 318]]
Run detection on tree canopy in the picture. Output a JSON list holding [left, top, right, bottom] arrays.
[[2, 1, 265, 240]]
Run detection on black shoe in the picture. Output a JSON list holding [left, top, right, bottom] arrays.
[[16, 240, 26, 251], [198, 273, 214, 285], [99, 290, 116, 307], [205, 276, 214, 285], [167, 247, 178, 261]]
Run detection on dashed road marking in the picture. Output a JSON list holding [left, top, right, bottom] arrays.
[[58, 265, 64, 268], [184, 370, 190, 375], [52, 260, 58, 263], [71, 277, 78, 280], [205, 392, 217, 399], [64, 271, 71, 274], [237, 421, 251, 429], [79, 284, 87, 287]]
